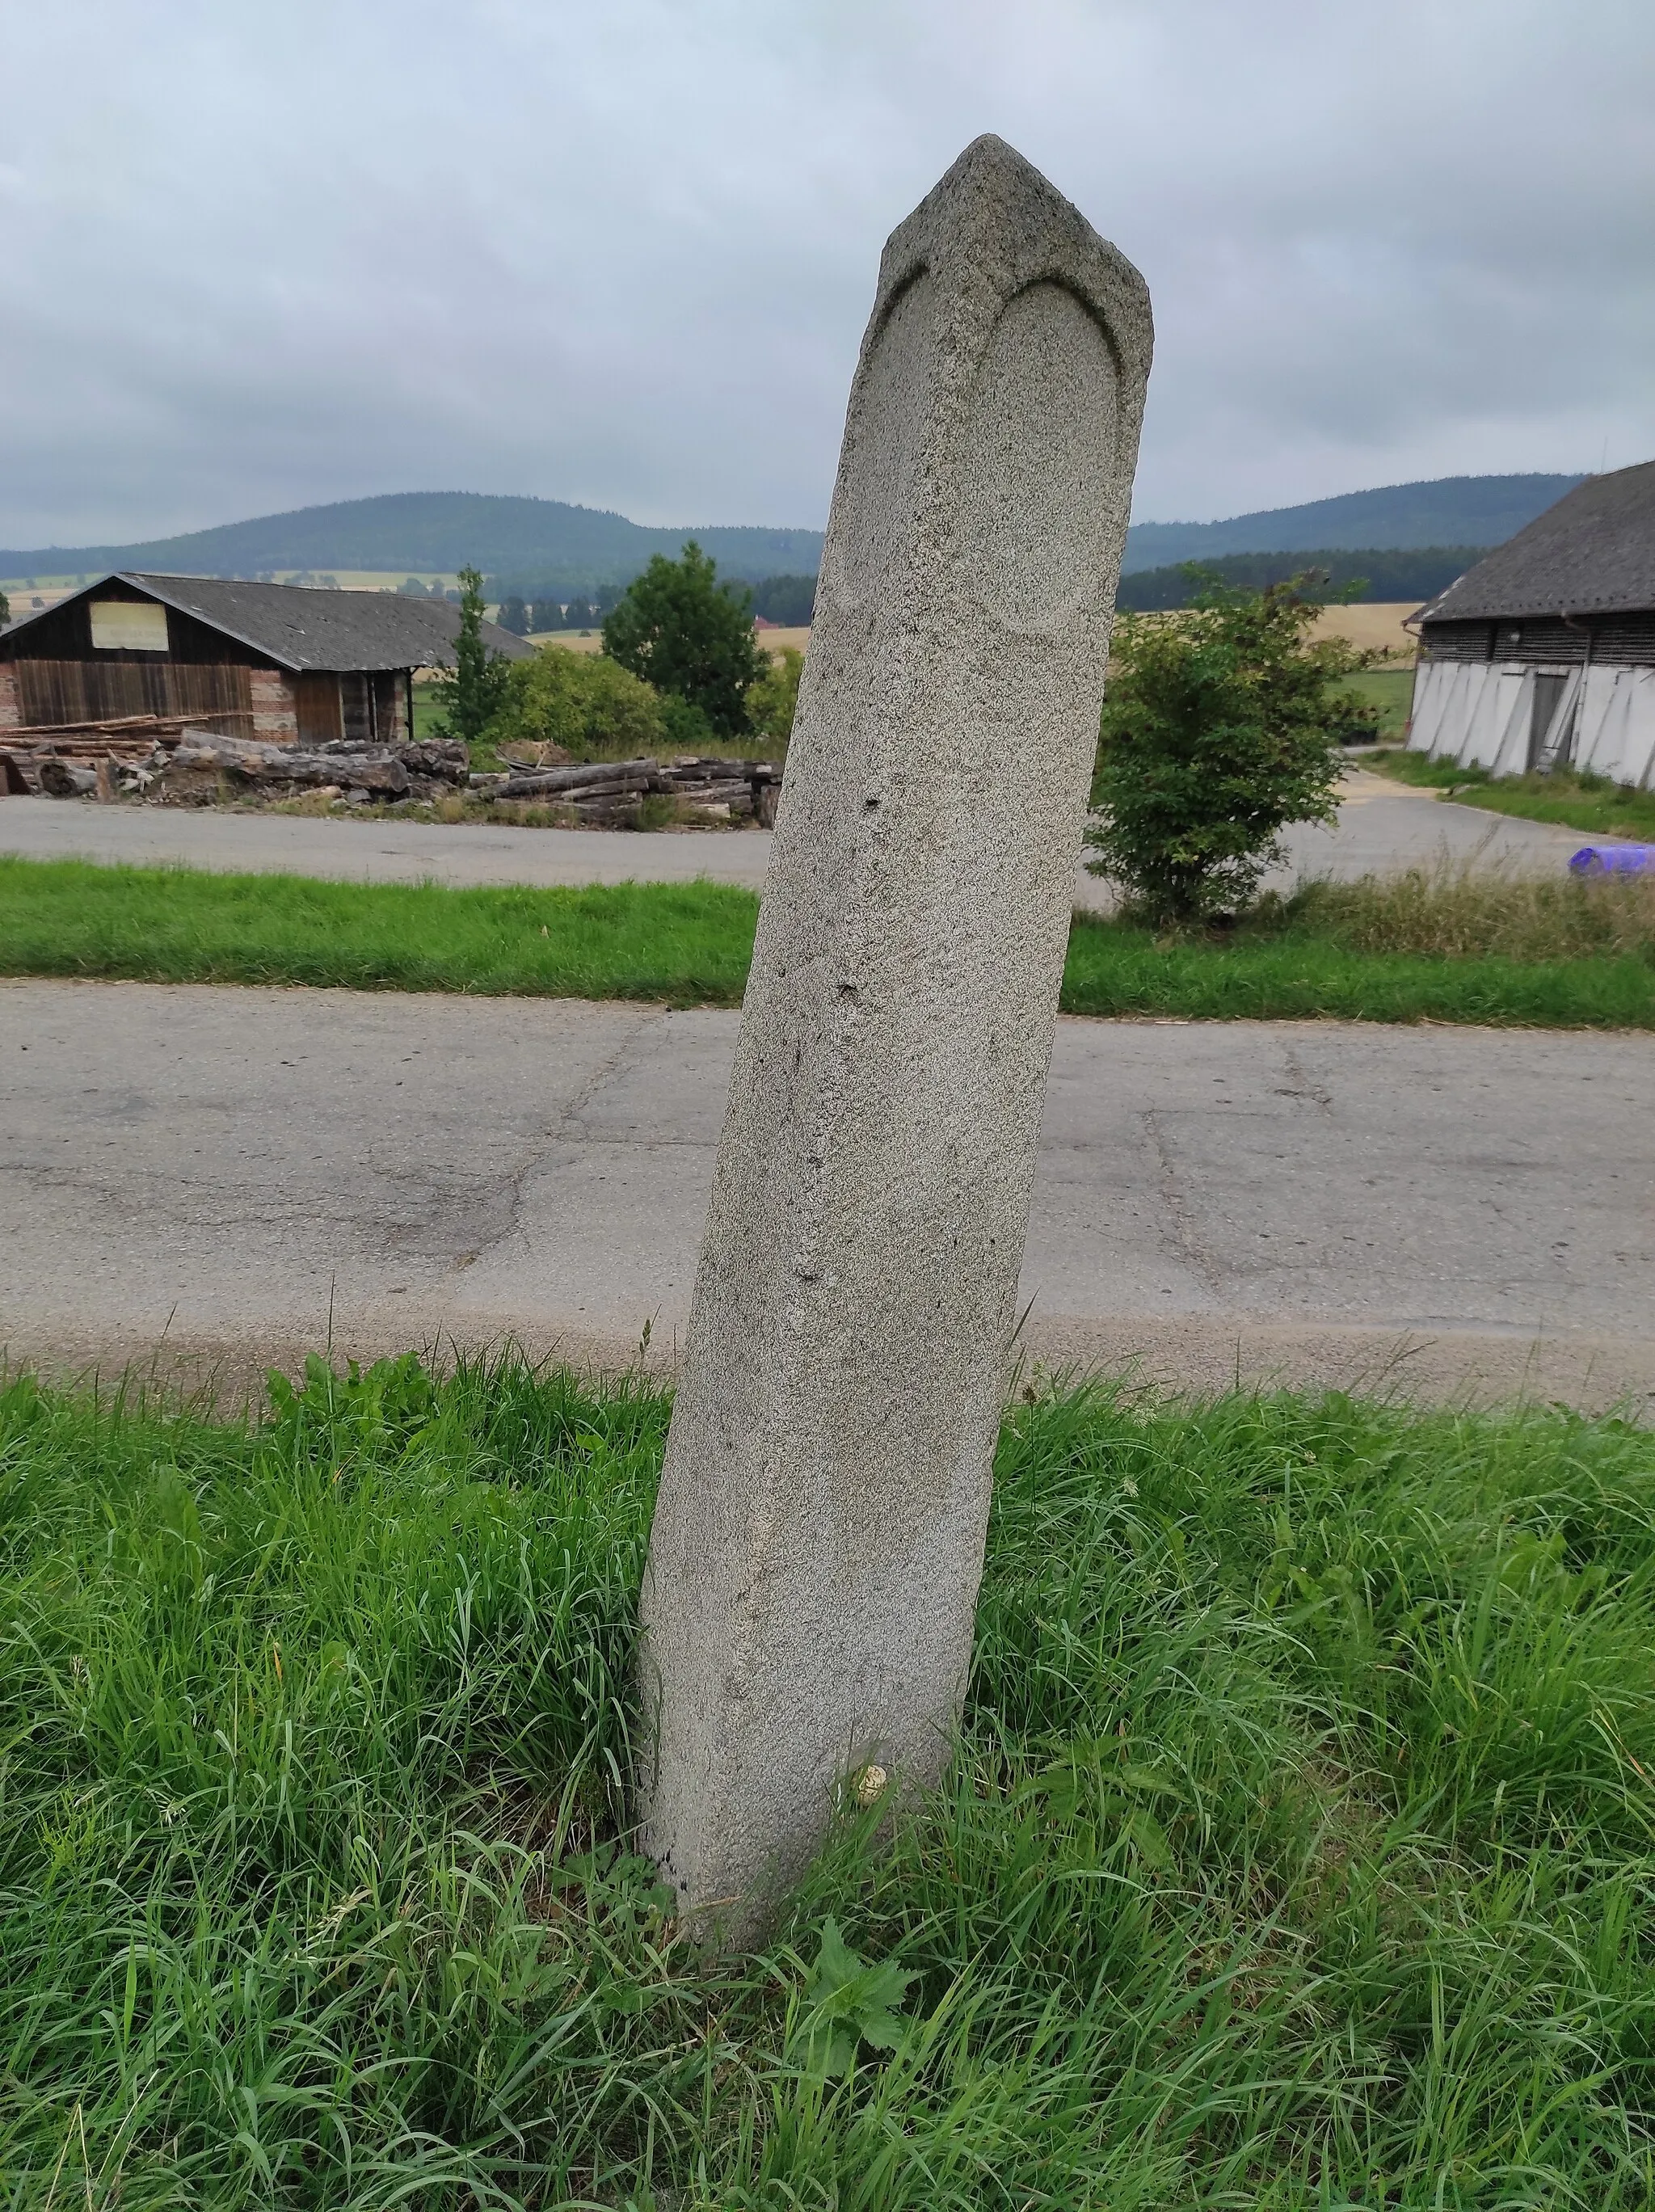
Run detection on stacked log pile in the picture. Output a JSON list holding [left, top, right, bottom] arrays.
[[169, 733, 469, 800], [2, 729, 470, 803], [2, 727, 783, 827], [472, 755, 783, 824]]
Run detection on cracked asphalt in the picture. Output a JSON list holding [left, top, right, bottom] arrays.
[[4, 977, 1651, 1407]]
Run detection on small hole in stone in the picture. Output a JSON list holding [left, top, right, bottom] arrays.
[[863, 795, 881, 813]]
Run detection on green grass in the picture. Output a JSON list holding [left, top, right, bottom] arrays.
[[1341, 667, 1416, 740], [5, 1353, 1655, 2206], [410, 680, 451, 745], [0, 859, 758, 1006], [7, 854, 1655, 1026], [1061, 911, 1655, 1026], [1371, 748, 1655, 841]]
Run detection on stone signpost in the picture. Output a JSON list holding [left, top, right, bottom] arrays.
[[638, 135, 1152, 1937]]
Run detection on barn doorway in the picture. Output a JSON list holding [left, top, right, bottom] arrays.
[[1527, 672, 1572, 773], [293, 673, 343, 747]]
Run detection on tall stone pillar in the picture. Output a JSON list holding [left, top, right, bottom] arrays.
[[638, 135, 1152, 1937]]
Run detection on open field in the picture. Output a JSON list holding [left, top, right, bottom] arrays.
[[3, 854, 1654, 1026], [1341, 666, 1414, 738], [1308, 600, 1419, 658], [523, 612, 1413, 666], [0, 571, 470, 617], [5, 1356, 1655, 2205], [520, 623, 811, 658]]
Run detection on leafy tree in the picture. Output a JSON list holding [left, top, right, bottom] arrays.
[[490, 646, 666, 761], [1086, 573, 1372, 923], [602, 541, 763, 737], [0, 586, 8, 626], [432, 566, 510, 748], [497, 595, 529, 636], [746, 644, 803, 743]]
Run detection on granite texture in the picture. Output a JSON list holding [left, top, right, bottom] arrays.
[[637, 134, 1153, 1937]]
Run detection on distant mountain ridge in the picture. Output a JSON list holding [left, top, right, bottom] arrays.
[[0, 491, 825, 592], [0, 474, 1589, 592], [1120, 474, 1584, 572]]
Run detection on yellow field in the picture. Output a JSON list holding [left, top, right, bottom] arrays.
[[528, 626, 811, 660], [5, 575, 1416, 668], [529, 611, 1414, 668], [1310, 603, 1419, 660]]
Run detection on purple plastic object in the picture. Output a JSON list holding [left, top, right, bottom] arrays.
[[1570, 845, 1655, 874]]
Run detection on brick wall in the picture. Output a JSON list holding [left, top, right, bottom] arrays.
[[249, 668, 300, 745], [0, 665, 19, 734]]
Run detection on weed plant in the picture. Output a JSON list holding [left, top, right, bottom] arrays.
[[1293, 860, 1655, 962], [3, 1355, 1655, 2205]]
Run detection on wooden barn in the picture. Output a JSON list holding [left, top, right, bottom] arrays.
[[0, 571, 535, 754], [1408, 461, 1655, 782]]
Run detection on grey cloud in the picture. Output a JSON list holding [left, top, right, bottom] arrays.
[[1, 0, 1650, 550]]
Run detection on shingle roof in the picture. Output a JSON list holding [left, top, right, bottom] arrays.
[[1418, 461, 1655, 625], [2, 571, 539, 670]]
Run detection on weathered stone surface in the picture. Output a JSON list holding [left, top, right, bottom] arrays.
[[638, 135, 1152, 1936]]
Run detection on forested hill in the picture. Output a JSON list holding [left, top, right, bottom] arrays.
[[0, 474, 1586, 592], [0, 492, 825, 590], [1116, 546, 1489, 609], [1120, 474, 1582, 572]]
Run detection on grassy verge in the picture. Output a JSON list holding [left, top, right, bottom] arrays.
[[4, 1353, 1655, 2205], [1371, 748, 1655, 841], [0, 859, 759, 1006], [7, 854, 1655, 1026], [1062, 913, 1655, 1024]]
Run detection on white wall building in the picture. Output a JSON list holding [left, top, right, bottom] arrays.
[[1408, 461, 1655, 785]]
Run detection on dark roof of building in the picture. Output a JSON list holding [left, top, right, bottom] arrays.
[[0, 571, 539, 671], [1419, 461, 1655, 626]]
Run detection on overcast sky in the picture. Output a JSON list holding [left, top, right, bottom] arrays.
[[2, 0, 1652, 549]]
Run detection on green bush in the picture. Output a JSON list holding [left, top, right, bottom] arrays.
[[747, 643, 803, 743], [659, 691, 718, 753], [489, 645, 666, 761], [1088, 576, 1371, 922]]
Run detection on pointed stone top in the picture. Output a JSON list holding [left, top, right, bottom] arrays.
[[873, 135, 1152, 393]]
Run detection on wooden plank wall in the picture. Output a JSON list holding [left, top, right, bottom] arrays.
[[12, 659, 255, 731]]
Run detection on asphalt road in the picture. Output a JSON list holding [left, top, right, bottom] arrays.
[[4, 978, 1649, 1407], [0, 771, 1585, 904]]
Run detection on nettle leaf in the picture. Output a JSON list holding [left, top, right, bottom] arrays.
[[796, 1917, 916, 2077]]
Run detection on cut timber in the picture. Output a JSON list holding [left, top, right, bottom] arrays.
[[171, 735, 410, 794], [37, 759, 99, 798]]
